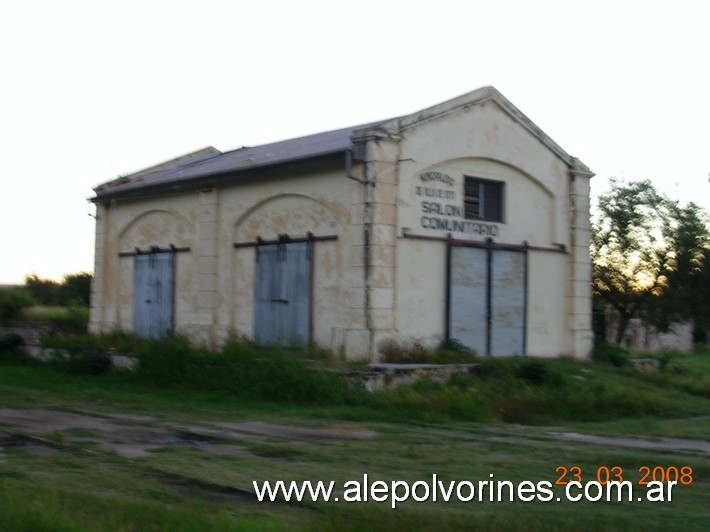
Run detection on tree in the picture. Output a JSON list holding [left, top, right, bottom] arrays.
[[591, 179, 709, 344], [647, 202, 710, 335], [57, 272, 92, 306], [24, 272, 92, 307], [24, 273, 59, 306], [690, 251, 710, 341]]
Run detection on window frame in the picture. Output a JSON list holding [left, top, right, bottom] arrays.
[[463, 176, 505, 223]]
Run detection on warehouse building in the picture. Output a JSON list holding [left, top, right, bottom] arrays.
[[90, 86, 594, 359]]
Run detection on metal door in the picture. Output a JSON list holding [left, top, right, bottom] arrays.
[[448, 245, 526, 357], [449, 246, 488, 356], [133, 252, 174, 338], [254, 242, 311, 345], [490, 249, 526, 356]]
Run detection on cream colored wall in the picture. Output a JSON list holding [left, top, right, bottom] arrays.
[[90, 98, 592, 360], [396, 101, 569, 247], [91, 165, 364, 353], [527, 251, 568, 357], [390, 100, 586, 357], [91, 195, 200, 336], [218, 170, 358, 350], [393, 238, 447, 346]]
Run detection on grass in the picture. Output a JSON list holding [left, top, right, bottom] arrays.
[[0, 396, 708, 530], [0, 472, 286, 531], [7, 335, 710, 424], [1, 341, 709, 529], [14, 305, 90, 333]]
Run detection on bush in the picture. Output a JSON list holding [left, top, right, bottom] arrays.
[[592, 342, 631, 367], [516, 361, 550, 385], [42, 331, 144, 353], [371, 377, 490, 422], [18, 331, 710, 424], [379, 338, 477, 364], [130, 335, 356, 404], [0, 334, 24, 355], [0, 288, 35, 322], [49, 350, 112, 375], [0, 332, 31, 366]]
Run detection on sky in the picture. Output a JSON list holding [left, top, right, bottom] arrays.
[[1, 0, 708, 284]]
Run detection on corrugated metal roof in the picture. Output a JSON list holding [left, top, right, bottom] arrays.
[[94, 120, 389, 199]]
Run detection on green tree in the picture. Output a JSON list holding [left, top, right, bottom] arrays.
[[591, 179, 709, 344], [57, 272, 92, 306], [646, 202, 710, 335], [692, 251, 710, 340], [24, 273, 59, 305], [24, 272, 92, 307]]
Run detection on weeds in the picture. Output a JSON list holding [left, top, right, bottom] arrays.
[[22, 305, 89, 333], [42, 330, 147, 354], [0, 288, 35, 322], [591, 342, 631, 367], [48, 350, 112, 376], [378, 338, 477, 364], [41, 333, 358, 404], [10, 332, 710, 424]]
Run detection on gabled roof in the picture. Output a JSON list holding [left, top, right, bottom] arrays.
[[93, 86, 591, 202]]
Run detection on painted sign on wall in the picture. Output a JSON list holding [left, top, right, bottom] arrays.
[[417, 172, 499, 237]]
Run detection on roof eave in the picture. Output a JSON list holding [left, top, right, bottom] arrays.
[[91, 149, 347, 203]]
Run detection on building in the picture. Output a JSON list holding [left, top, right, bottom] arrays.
[[89, 86, 594, 360], [604, 312, 694, 353]]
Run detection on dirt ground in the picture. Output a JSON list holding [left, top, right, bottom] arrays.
[[1, 408, 708, 462], [0, 408, 378, 460]]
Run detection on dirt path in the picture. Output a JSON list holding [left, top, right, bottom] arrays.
[[0, 408, 377, 459], [547, 431, 710, 454], [1, 408, 709, 461]]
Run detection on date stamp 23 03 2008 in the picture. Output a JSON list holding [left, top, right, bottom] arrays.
[[554, 465, 694, 487]]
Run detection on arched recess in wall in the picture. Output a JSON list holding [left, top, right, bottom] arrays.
[[230, 194, 344, 337], [118, 209, 193, 250], [114, 209, 195, 327], [232, 194, 342, 242], [418, 157, 558, 245]]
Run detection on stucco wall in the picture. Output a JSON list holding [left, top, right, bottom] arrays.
[[395, 101, 569, 246], [92, 195, 199, 336], [386, 100, 590, 358], [221, 172, 357, 350], [91, 164, 367, 354], [91, 92, 593, 360]]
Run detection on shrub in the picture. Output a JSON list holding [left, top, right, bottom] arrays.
[[0, 288, 35, 322], [133, 335, 201, 387], [379, 339, 430, 363], [18, 331, 709, 424], [42, 331, 144, 353], [379, 338, 477, 364], [49, 350, 112, 375], [0, 334, 25, 362], [592, 342, 631, 367], [516, 360, 550, 385], [0, 333, 24, 351], [372, 380, 490, 422], [130, 335, 356, 404], [435, 338, 478, 363]]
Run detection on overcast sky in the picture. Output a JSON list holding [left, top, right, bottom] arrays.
[[1, 0, 708, 284]]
